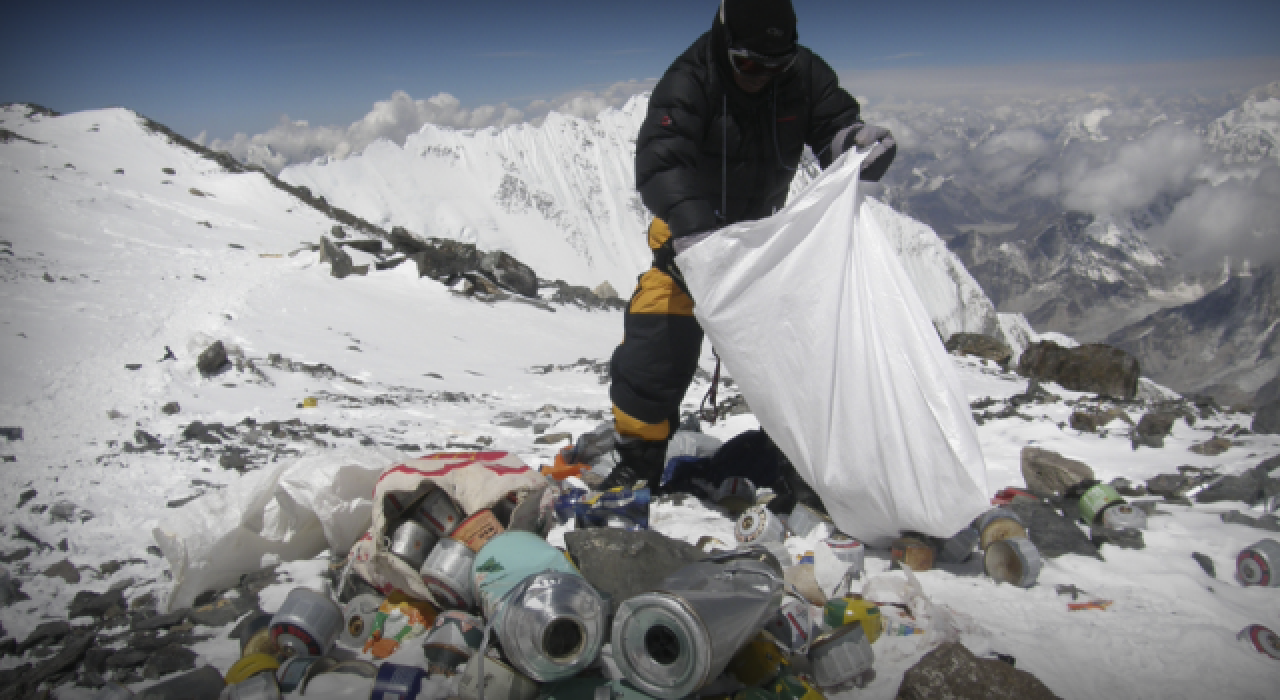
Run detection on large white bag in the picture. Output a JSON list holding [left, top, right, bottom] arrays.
[[675, 150, 990, 545]]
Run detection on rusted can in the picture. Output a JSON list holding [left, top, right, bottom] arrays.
[[1237, 624, 1280, 660], [984, 536, 1043, 588], [422, 611, 485, 676], [269, 587, 344, 657], [736, 505, 788, 545], [339, 593, 382, 648], [388, 520, 438, 570], [974, 508, 1027, 550], [1237, 538, 1280, 587], [714, 477, 757, 515], [415, 487, 464, 537], [787, 504, 831, 539], [890, 536, 935, 572], [453, 509, 505, 552], [808, 622, 875, 693], [764, 595, 816, 655], [420, 537, 477, 609]]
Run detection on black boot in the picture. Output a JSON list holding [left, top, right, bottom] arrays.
[[600, 439, 667, 491]]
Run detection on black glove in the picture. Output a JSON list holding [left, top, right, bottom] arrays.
[[831, 122, 897, 182]]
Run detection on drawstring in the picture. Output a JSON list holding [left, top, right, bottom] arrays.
[[700, 349, 722, 424]]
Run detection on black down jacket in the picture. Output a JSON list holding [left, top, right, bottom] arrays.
[[635, 16, 862, 240]]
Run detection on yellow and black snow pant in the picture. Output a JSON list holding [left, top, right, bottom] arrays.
[[609, 218, 705, 442]]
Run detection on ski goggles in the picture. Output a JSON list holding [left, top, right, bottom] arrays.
[[728, 45, 798, 77]]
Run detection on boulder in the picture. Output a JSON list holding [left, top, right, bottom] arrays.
[[592, 281, 620, 300], [196, 341, 229, 378], [161, 401, 181, 415], [1090, 525, 1144, 550], [1189, 436, 1232, 456], [1017, 341, 1140, 399], [479, 250, 538, 297], [1254, 399, 1280, 434], [1145, 473, 1190, 499], [319, 235, 368, 278], [2, 630, 95, 699], [1131, 412, 1177, 448], [1006, 500, 1100, 559], [41, 559, 80, 584], [945, 332, 1013, 367], [18, 620, 69, 653], [896, 641, 1062, 700], [135, 664, 224, 700], [564, 529, 706, 616], [143, 644, 198, 679], [68, 588, 125, 619], [1020, 447, 1094, 499], [1192, 552, 1216, 578], [188, 593, 255, 627], [1195, 470, 1265, 505]]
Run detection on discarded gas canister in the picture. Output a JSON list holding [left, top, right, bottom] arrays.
[[1237, 538, 1280, 587], [371, 663, 426, 700], [1100, 503, 1147, 530], [388, 520, 438, 570], [275, 656, 322, 695], [823, 533, 865, 572], [457, 654, 539, 700], [772, 672, 828, 700], [339, 593, 382, 648], [714, 477, 757, 514], [225, 653, 281, 685], [736, 505, 788, 545], [1078, 483, 1124, 524], [236, 611, 276, 657], [935, 527, 980, 564], [974, 508, 1027, 550], [473, 532, 607, 681], [269, 587, 344, 657], [416, 487, 464, 537], [612, 559, 784, 699], [454, 509, 506, 551], [728, 632, 789, 687], [421, 537, 477, 609], [821, 597, 881, 644], [423, 611, 485, 676], [890, 536, 935, 572], [787, 503, 831, 539], [765, 595, 816, 654], [984, 536, 1043, 588], [1237, 624, 1280, 660], [219, 671, 281, 700], [808, 622, 875, 693]]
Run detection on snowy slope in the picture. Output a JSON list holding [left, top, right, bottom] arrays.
[[2, 105, 1279, 699], [1206, 81, 1280, 169]]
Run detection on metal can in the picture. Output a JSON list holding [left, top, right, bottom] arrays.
[[736, 505, 788, 545], [984, 536, 1043, 588], [787, 503, 831, 539], [458, 654, 539, 700], [808, 622, 875, 693], [225, 653, 282, 685], [370, 663, 426, 700], [383, 482, 432, 522], [421, 537, 477, 609], [714, 477, 757, 514], [423, 611, 485, 676], [1237, 624, 1280, 660], [822, 596, 882, 645], [1237, 538, 1280, 587], [765, 595, 816, 655], [339, 593, 383, 648], [388, 520, 438, 571], [219, 671, 281, 700], [935, 528, 980, 564], [269, 587, 344, 657], [890, 536, 935, 572], [1078, 483, 1124, 524], [275, 656, 322, 695], [416, 487, 464, 537], [1100, 503, 1147, 530], [453, 509, 506, 552], [727, 632, 789, 686], [824, 533, 865, 571], [974, 508, 1027, 550], [236, 611, 276, 657]]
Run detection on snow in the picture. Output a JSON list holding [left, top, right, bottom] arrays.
[[1, 104, 1278, 699]]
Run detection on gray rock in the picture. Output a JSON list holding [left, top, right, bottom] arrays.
[[1109, 478, 1146, 497], [41, 558, 80, 584], [3, 630, 95, 699], [1192, 552, 1216, 578], [340, 238, 382, 254], [1090, 525, 1144, 550], [1006, 500, 1100, 559], [135, 664, 224, 700], [533, 432, 572, 445], [896, 641, 1062, 700], [131, 609, 188, 632], [106, 649, 151, 669], [319, 235, 369, 278], [142, 644, 197, 679], [1189, 436, 1233, 456], [18, 620, 69, 653], [188, 593, 254, 627], [1020, 447, 1094, 499], [1254, 399, 1280, 434], [1145, 473, 1190, 498], [592, 281, 619, 300], [1195, 470, 1265, 505], [1219, 510, 1280, 532], [1131, 411, 1178, 448], [1017, 341, 1140, 400], [49, 499, 77, 522], [0, 427, 21, 441], [946, 332, 1013, 368], [161, 401, 181, 415], [196, 340, 229, 377], [564, 529, 707, 615], [68, 588, 125, 619], [479, 250, 537, 297], [133, 429, 163, 451], [330, 225, 347, 239]]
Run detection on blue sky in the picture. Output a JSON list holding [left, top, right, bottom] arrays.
[[3, 0, 1279, 140]]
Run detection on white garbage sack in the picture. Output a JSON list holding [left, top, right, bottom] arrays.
[[675, 150, 990, 545], [153, 447, 394, 611]]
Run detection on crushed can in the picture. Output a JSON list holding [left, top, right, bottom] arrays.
[[1078, 483, 1125, 524], [1100, 502, 1147, 530], [423, 611, 485, 676], [269, 587, 343, 657], [787, 503, 831, 539], [339, 593, 383, 648], [421, 537, 477, 609], [1237, 624, 1280, 660], [772, 672, 829, 700], [984, 536, 1043, 588], [1237, 538, 1280, 587], [935, 527, 980, 564], [371, 662, 426, 700], [974, 508, 1027, 550], [275, 656, 322, 695], [822, 596, 882, 644], [765, 594, 817, 655], [611, 559, 784, 699], [473, 532, 607, 682], [219, 670, 281, 700], [823, 533, 865, 572], [728, 631, 789, 687], [415, 486, 464, 537], [736, 505, 788, 545], [808, 622, 875, 693], [890, 536, 935, 572], [714, 477, 757, 515], [388, 519, 438, 570], [453, 509, 506, 551], [458, 654, 539, 700]]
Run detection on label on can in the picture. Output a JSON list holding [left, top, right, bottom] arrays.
[[453, 510, 505, 552], [736, 505, 786, 544], [1078, 483, 1124, 524]]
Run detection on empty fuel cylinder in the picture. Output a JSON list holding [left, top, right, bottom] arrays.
[[1237, 538, 1280, 587]]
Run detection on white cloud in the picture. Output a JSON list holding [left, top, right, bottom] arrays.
[[1062, 123, 1203, 215], [1149, 166, 1280, 268]]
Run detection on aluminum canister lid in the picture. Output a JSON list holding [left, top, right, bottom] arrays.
[[808, 622, 875, 692], [1100, 503, 1147, 530], [421, 537, 477, 609], [611, 592, 714, 699], [495, 571, 607, 682], [735, 505, 787, 545], [1236, 538, 1280, 587], [984, 536, 1043, 588]]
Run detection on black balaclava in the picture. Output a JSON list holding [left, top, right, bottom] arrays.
[[719, 0, 797, 56]]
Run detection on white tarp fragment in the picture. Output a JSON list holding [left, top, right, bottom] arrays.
[[676, 150, 990, 545]]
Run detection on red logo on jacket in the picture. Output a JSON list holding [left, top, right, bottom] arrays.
[[661, 115, 673, 127]]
